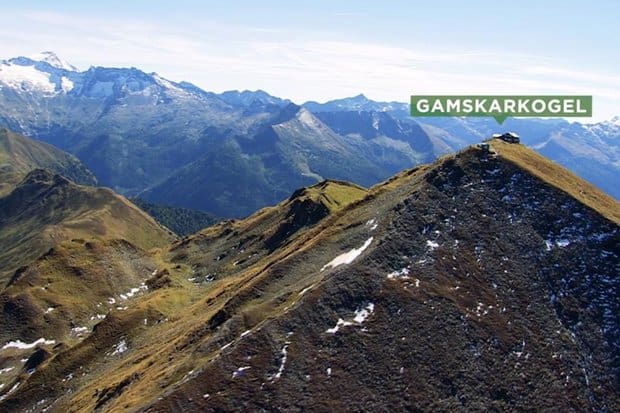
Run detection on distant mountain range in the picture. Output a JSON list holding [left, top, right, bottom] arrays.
[[0, 52, 618, 217]]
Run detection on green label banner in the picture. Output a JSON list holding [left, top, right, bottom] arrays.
[[410, 95, 592, 124]]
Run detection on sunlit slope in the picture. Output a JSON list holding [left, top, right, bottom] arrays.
[[2, 143, 618, 412]]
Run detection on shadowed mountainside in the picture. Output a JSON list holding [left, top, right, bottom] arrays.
[[130, 198, 220, 237]]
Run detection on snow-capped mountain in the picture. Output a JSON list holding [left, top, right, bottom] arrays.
[[585, 116, 620, 140], [0, 51, 223, 103], [304, 93, 409, 115], [0, 52, 78, 95], [29, 51, 77, 71], [218, 89, 290, 108], [0, 52, 617, 217], [0, 53, 414, 216], [0, 52, 253, 196]]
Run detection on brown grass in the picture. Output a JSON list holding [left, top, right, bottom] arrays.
[[490, 139, 620, 224]]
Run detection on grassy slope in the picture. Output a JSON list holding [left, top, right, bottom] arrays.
[[18, 153, 442, 411], [0, 179, 368, 411], [0, 128, 97, 196], [169, 179, 366, 266], [0, 170, 175, 282], [300, 179, 368, 213], [0, 239, 159, 343], [490, 139, 620, 224]]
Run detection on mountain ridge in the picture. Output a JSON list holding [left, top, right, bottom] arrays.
[[0, 140, 617, 411], [0, 51, 618, 222], [0, 168, 175, 282], [0, 127, 97, 196]]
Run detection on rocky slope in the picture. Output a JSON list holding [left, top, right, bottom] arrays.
[[0, 140, 617, 412]]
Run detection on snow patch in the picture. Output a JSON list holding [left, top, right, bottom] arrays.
[[232, 366, 251, 378], [426, 240, 439, 250], [71, 326, 89, 336], [353, 303, 375, 323], [271, 344, 289, 381], [118, 283, 148, 301], [0, 63, 55, 94], [0, 381, 19, 401], [2, 338, 55, 350], [30, 51, 77, 71], [473, 302, 492, 317], [326, 303, 375, 334], [60, 76, 73, 92], [152, 74, 184, 93], [111, 339, 127, 356], [325, 318, 353, 334], [366, 218, 378, 231], [298, 284, 316, 296], [387, 267, 410, 280], [321, 237, 373, 271]]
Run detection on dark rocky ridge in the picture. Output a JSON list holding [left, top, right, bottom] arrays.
[[140, 144, 618, 412]]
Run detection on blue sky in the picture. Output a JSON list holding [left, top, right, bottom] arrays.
[[1, 0, 618, 120]]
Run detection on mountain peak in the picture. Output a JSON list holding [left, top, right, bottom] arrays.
[[218, 89, 289, 108], [349, 93, 369, 101], [303, 94, 409, 114], [486, 139, 620, 223], [0, 52, 78, 95], [28, 51, 77, 71]]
